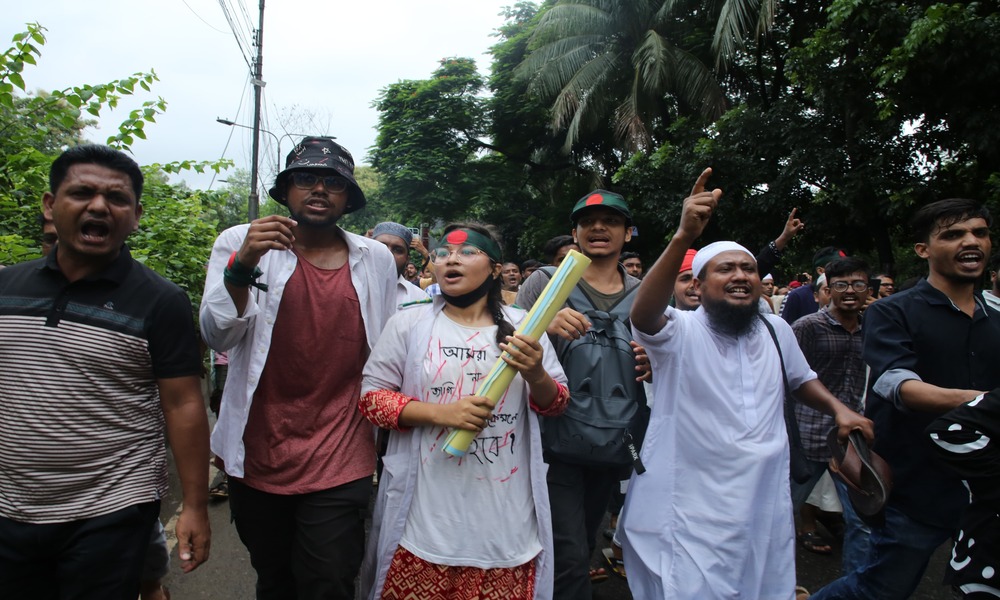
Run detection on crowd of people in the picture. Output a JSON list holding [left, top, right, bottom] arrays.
[[0, 140, 997, 600]]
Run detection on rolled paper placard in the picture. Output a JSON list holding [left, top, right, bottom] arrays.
[[442, 249, 592, 457]]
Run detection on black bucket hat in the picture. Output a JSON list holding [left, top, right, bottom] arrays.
[[268, 136, 366, 214]]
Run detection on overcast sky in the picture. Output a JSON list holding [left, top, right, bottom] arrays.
[[4, 0, 515, 190]]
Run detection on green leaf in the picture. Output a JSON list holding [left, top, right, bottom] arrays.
[[8, 72, 24, 90]]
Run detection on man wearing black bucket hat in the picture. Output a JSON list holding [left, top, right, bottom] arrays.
[[200, 137, 397, 599]]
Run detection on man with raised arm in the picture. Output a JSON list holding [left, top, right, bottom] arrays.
[[619, 168, 872, 599]]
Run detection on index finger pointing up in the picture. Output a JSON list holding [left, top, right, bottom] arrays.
[[691, 167, 713, 196]]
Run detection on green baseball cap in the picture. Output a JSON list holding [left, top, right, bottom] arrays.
[[570, 189, 633, 224]]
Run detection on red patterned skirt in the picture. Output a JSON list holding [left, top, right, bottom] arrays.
[[380, 545, 537, 600]]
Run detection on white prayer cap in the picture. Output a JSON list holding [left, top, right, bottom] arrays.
[[691, 241, 755, 279], [762, 273, 774, 282]]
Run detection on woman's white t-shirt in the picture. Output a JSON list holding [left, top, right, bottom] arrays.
[[399, 312, 541, 568]]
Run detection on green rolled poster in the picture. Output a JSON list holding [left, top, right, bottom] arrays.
[[442, 250, 591, 457]]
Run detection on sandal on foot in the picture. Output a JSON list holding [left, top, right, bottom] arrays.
[[589, 567, 609, 584], [602, 547, 626, 580], [798, 531, 832, 555], [209, 477, 229, 500], [796, 585, 811, 599]]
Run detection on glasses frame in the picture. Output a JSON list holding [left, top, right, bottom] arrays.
[[290, 172, 349, 193], [829, 280, 870, 293], [429, 246, 488, 264]]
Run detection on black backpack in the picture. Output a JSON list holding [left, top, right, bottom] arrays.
[[537, 267, 649, 470]]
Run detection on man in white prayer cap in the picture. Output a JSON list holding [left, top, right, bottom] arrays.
[[618, 168, 874, 600]]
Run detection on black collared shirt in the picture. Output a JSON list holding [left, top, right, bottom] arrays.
[[863, 278, 1000, 528]]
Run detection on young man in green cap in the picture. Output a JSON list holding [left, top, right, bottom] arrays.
[[517, 189, 648, 599]]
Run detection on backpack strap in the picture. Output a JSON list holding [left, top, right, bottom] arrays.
[[543, 266, 640, 320]]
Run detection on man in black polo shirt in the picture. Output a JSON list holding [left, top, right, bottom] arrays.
[[811, 198, 1000, 599], [0, 145, 211, 598]]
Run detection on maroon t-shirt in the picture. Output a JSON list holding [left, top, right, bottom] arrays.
[[241, 253, 374, 493]]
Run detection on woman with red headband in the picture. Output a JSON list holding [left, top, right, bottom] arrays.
[[357, 222, 570, 600]]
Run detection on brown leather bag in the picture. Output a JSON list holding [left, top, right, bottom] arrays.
[[827, 428, 893, 525]]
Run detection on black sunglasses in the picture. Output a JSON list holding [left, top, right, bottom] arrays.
[[290, 172, 349, 192]]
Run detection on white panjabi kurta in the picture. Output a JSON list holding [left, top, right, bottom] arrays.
[[620, 306, 816, 600]]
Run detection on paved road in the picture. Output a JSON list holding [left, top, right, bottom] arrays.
[[157, 435, 954, 599], [587, 515, 954, 600]]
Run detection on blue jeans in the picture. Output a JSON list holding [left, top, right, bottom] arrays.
[[809, 502, 952, 600], [791, 461, 872, 576], [830, 476, 872, 576]]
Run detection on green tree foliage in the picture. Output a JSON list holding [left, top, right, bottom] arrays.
[[206, 168, 253, 231], [370, 58, 490, 223], [367, 2, 999, 276], [0, 23, 167, 262], [0, 23, 232, 310], [368, 8, 606, 262], [607, 0, 999, 276], [129, 168, 220, 309], [339, 165, 395, 234], [487, 3, 603, 258], [515, 0, 727, 162]]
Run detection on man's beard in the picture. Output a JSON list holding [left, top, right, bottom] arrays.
[[702, 295, 761, 337]]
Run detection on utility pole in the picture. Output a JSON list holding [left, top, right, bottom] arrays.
[[248, 0, 266, 221]]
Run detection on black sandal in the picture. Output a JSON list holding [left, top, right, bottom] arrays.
[[209, 476, 229, 500], [797, 531, 833, 555], [602, 547, 626, 580]]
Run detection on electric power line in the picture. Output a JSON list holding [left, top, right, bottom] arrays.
[[234, 0, 257, 42], [217, 0, 253, 69], [209, 72, 253, 190], [178, 0, 229, 34]]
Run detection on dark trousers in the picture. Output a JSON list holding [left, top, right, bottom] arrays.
[[229, 476, 372, 600], [546, 458, 622, 600], [0, 500, 160, 600]]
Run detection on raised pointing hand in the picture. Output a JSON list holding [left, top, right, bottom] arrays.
[[678, 168, 722, 239]]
